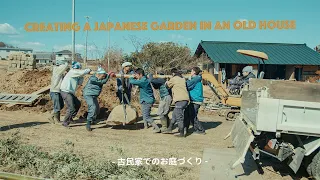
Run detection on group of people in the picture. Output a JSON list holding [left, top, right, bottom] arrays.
[[48, 60, 206, 137]]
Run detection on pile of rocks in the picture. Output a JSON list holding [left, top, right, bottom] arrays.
[[7, 52, 36, 70]]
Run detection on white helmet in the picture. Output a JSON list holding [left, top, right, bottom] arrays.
[[122, 62, 132, 68]]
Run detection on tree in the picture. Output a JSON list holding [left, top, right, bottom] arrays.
[[102, 46, 124, 71], [130, 42, 197, 74]]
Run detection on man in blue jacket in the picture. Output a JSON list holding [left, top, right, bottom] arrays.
[[149, 72, 172, 132], [185, 66, 206, 135], [129, 68, 161, 133], [83, 67, 115, 131]]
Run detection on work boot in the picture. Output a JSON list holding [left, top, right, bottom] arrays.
[[144, 121, 148, 129], [62, 121, 69, 127], [176, 121, 186, 137], [53, 112, 61, 124], [162, 122, 173, 134], [160, 116, 168, 131], [175, 127, 186, 138], [86, 121, 92, 131], [47, 114, 55, 124], [150, 122, 161, 133], [192, 131, 206, 135], [62, 117, 71, 128]]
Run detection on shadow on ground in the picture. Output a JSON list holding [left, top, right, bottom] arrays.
[[0, 122, 48, 132], [235, 152, 310, 180]]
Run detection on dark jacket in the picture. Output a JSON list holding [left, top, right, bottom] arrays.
[[237, 72, 256, 85], [148, 73, 171, 99], [83, 74, 109, 96], [129, 76, 155, 104], [186, 75, 204, 103], [116, 70, 134, 94]]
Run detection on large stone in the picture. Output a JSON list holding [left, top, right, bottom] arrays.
[[106, 105, 138, 125]]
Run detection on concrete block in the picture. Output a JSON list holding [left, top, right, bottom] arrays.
[[21, 56, 27, 61], [11, 63, 17, 68], [21, 60, 25, 65], [200, 148, 263, 180], [26, 66, 34, 70], [21, 65, 26, 69]]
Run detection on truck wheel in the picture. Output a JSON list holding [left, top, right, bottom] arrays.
[[307, 150, 320, 179]]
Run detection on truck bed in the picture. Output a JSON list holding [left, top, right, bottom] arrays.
[[241, 79, 320, 137]]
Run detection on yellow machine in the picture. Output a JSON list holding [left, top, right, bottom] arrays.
[[201, 49, 268, 120]]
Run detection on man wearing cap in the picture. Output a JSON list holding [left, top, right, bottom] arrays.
[[238, 66, 256, 85], [116, 62, 134, 104], [48, 60, 69, 124], [60, 61, 91, 127], [82, 66, 115, 131]]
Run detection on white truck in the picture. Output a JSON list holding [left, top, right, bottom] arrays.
[[227, 78, 320, 179]]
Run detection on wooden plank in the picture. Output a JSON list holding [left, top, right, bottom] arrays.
[[4, 86, 50, 108], [0, 94, 39, 104], [31, 86, 50, 95]]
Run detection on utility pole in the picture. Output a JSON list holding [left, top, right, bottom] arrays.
[[107, 16, 110, 71], [84, 16, 90, 68], [72, 0, 75, 61]]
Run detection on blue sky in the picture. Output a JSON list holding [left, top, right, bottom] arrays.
[[1, 0, 319, 59]]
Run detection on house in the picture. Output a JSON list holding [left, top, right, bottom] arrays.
[[0, 47, 33, 60], [55, 50, 82, 63], [34, 52, 54, 64], [195, 41, 320, 81]]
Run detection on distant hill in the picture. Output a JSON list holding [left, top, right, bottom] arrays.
[[0, 42, 16, 48], [0, 42, 5, 47]]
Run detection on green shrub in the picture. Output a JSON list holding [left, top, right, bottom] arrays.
[[0, 132, 167, 180]]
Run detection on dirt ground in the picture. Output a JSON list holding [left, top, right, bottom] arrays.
[[0, 110, 309, 180], [0, 66, 310, 179]]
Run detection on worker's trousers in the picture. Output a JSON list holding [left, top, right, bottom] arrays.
[[49, 92, 64, 113], [185, 103, 205, 133], [141, 102, 153, 123], [84, 95, 100, 122], [171, 101, 188, 130], [61, 92, 81, 122], [117, 91, 131, 104], [157, 95, 172, 119]]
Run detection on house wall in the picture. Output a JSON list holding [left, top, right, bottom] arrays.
[[0, 49, 32, 60], [285, 65, 295, 80], [302, 65, 319, 81]]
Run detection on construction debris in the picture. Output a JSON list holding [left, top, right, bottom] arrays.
[[0, 93, 40, 105], [7, 52, 36, 71], [5, 86, 50, 108]]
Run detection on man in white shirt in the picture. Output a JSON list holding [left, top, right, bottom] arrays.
[[48, 60, 69, 124], [60, 61, 91, 127]]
